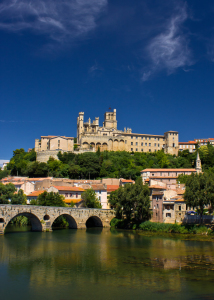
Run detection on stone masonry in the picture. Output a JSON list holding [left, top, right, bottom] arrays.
[[0, 205, 115, 234]]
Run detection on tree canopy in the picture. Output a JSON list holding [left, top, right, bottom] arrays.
[[108, 178, 151, 223], [37, 191, 66, 207], [82, 189, 102, 208], [184, 172, 214, 218], [3, 144, 214, 180]]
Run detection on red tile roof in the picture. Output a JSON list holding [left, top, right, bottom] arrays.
[[120, 179, 135, 183], [53, 186, 85, 192], [91, 184, 106, 190], [149, 185, 166, 189], [27, 190, 44, 197], [107, 185, 120, 192]]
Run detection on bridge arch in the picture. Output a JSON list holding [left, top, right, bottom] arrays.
[[86, 216, 103, 228], [51, 214, 77, 229], [5, 212, 42, 232]]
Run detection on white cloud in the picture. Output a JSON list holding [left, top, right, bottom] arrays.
[[0, 0, 107, 43], [142, 5, 192, 81]]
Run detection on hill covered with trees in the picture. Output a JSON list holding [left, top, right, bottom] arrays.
[[1, 143, 214, 180]]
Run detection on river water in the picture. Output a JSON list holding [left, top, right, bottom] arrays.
[[1, 226, 214, 300]]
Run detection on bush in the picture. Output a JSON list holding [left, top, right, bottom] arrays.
[[139, 221, 212, 235]]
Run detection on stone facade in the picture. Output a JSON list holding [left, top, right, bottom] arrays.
[[35, 136, 74, 163], [0, 205, 115, 234], [77, 109, 179, 155]]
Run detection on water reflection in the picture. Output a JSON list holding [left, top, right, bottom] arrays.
[[0, 228, 214, 300]]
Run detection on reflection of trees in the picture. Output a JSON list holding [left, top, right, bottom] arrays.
[[0, 229, 214, 295]]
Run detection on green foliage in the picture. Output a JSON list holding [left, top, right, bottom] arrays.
[[82, 189, 102, 208], [6, 143, 214, 180], [11, 189, 27, 205], [0, 183, 16, 204], [10, 216, 29, 226], [30, 199, 38, 205], [37, 191, 66, 207], [139, 221, 211, 234], [52, 216, 69, 228], [0, 168, 10, 180], [177, 174, 190, 184], [108, 178, 151, 223], [184, 172, 214, 217]]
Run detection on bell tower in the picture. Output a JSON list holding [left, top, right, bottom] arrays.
[[196, 151, 202, 174]]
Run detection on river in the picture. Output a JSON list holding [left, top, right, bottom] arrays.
[[0, 226, 214, 300]]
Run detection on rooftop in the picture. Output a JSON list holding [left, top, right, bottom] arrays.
[[141, 168, 196, 172], [53, 186, 85, 192]]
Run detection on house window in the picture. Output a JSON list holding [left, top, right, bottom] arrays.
[[131, 142, 133, 145], [154, 138, 156, 141], [154, 205, 156, 209], [149, 149, 151, 152], [136, 148, 138, 151], [136, 137, 138, 139], [149, 137, 151, 140], [125, 140, 127, 144], [157, 204, 159, 208], [141, 137, 143, 140], [179, 206, 181, 211], [166, 213, 171, 217], [149, 143, 151, 146], [145, 137, 147, 140], [131, 148, 133, 151], [76, 193, 78, 198], [145, 143, 147, 146], [154, 143, 156, 147], [131, 136, 133, 139], [136, 142, 138, 146], [70, 193, 72, 197], [58, 140, 60, 148], [141, 149, 143, 152], [158, 144, 160, 147], [141, 142, 143, 146]]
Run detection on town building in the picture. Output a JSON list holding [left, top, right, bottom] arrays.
[[77, 109, 179, 155], [47, 186, 85, 206], [35, 136, 74, 162], [179, 141, 197, 153], [141, 168, 197, 190], [194, 138, 214, 146]]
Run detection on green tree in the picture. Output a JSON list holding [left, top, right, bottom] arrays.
[[0, 183, 16, 204], [11, 189, 27, 205], [82, 189, 102, 208], [108, 178, 151, 223], [184, 173, 214, 221], [0, 169, 9, 180], [37, 191, 66, 207]]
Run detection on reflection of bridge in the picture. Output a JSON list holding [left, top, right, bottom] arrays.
[[0, 205, 115, 234]]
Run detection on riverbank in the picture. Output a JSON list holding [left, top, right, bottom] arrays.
[[110, 219, 214, 235]]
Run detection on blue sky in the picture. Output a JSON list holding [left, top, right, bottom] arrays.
[[0, 0, 214, 160]]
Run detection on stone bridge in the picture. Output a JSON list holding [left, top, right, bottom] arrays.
[[0, 205, 115, 234]]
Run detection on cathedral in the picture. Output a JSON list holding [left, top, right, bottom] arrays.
[[77, 109, 179, 155]]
